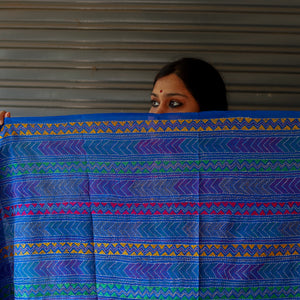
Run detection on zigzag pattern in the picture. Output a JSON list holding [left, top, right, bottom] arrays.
[[14, 283, 200, 299], [11, 283, 300, 299], [7, 219, 199, 239], [2, 200, 300, 220], [12, 258, 300, 282], [1, 117, 300, 139], [1, 159, 300, 179], [13, 260, 199, 280], [1, 137, 300, 161], [5, 220, 94, 239], [206, 262, 300, 280], [1, 176, 299, 200], [2, 242, 300, 259], [14, 260, 92, 278], [198, 286, 300, 299], [199, 220, 300, 239], [6, 218, 300, 240], [4, 217, 300, 244]]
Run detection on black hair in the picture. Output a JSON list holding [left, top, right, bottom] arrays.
[[153, 57, 228, 111]]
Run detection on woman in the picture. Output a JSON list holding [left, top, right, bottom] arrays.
[[150, 57, 227, 113], [0, 57, 227, 124]]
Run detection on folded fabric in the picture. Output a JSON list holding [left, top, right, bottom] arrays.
[[0, 111, 299, 299]]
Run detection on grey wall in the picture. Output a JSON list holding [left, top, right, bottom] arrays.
[[0, 0, 299, 117]]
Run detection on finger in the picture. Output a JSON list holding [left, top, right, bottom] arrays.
[[0, 111, 6, 125]]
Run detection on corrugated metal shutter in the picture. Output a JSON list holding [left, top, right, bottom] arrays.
[[0, 0, 299, 117]]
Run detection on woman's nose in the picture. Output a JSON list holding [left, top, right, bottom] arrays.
[[155, 105, 169, 114]]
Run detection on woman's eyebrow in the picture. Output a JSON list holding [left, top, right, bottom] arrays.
[[166, 93, 188, 98], [151, 92, 188, 98]]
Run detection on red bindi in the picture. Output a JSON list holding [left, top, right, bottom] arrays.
[[160, 90, 163, 93]]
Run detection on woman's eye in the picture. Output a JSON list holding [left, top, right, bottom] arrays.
[[169, 100, 182, 108], [151, 100, 159, 107]]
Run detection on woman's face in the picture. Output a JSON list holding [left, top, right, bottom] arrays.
[[149, 73, 200, 113]]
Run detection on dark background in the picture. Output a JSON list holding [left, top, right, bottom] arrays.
[[0, 0, 299, 116]]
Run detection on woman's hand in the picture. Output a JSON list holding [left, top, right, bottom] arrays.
[[0, 111, 11, 125]]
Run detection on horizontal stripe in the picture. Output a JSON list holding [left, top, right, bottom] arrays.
[[2, 242, 300, 259], [1, 117, 300, 139], [2, 201, 300, 219], [12, 283, 300, 300], [1, 159, 300, 178]]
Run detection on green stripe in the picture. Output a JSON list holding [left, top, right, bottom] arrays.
[[14, 283, 197, 299], [11, 283, 300, 299], [1, 159, 299, 178]]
